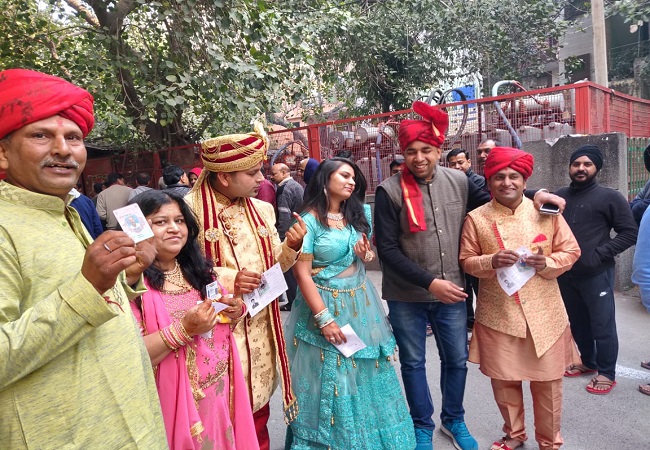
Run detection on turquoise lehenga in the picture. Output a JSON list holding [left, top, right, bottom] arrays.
[[284, 205, 415, 450]]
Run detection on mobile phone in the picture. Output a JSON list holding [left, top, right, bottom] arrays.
[[539, 203, 560, 215]]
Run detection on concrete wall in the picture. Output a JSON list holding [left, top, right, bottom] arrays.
[[523, 132, 636, 290]]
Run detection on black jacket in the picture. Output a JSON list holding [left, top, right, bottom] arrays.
[[556, 180, 638, 276]]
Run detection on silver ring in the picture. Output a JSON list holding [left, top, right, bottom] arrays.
[[103, 243, 112, 253], [330, 337, 336, 342]]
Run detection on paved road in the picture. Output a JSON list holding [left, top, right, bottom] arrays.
[[267, 271, 650, 449]]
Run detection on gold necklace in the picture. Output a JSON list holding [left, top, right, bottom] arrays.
[[162, 260, 192, 293]]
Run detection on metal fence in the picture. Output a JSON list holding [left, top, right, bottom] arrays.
[[628, 137, 650, 200], [67, 81, 650, 197], [268, 82, 650, 195]]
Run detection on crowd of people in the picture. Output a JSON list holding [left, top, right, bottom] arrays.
[[1, 67, 648, 450]]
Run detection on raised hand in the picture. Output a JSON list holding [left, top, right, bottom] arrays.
[[82, 231, 137, 294], [285, 213, 307, 251], [124, 238, 157, 285], [354, 233, 374, 262], [181, 298, 218, 336]]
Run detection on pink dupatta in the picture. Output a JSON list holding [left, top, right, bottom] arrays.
[[133, 280, 259, 450], [136, 281, 203, 448]]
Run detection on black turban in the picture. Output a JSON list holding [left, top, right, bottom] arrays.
[[570, 145, 603, 171]]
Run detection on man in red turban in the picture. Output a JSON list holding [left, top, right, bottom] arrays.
[[375, 101, 487, 450], [0, 69, 167, 448], [398, 100, 448, 151], [460, 145, 581, 450], [483, 146, 534, 182], [0, 68, 94, 139]]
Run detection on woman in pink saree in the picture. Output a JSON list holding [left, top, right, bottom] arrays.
[[129, 189, 259, 450]]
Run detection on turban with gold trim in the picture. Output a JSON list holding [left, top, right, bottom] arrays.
[[483, 146, 534, 181], [200, 122, 268, 174], [398, 101, 448, 151], [0, 68, 94, 139]]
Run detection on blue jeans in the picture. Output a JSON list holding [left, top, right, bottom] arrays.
[[388, 300, 468, 430]]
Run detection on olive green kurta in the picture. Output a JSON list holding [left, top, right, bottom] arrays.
[[0, 181, 167, 449]]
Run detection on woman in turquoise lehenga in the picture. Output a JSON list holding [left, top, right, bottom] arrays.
[[284, 157, 415, 450]]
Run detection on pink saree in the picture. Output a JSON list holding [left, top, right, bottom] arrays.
[[131, 280, 259, 450]]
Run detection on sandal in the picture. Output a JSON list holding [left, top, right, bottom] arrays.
[[564, 363, 597, 378], [586, 376, 617, 395], [490, 437, 523, 450], [641, 361, 650, 371], [639, 384, 650, 396]]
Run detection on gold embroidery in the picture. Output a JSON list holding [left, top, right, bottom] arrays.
[[199, 360, 228, 391], [298, 253, 314, 261], [186, 344, 206, 403], [220, 203, 246, 245], [190, 421, 205, 439]]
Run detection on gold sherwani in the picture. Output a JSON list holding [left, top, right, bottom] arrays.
[[459, 197, 581, 358], [186, 189, 299, 412]]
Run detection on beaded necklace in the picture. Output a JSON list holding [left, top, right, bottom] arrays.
[[326, 211, 345, 230]]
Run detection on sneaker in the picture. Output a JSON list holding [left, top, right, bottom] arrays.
[[441, 421, 478, 450], [414, 427, 433, 450]]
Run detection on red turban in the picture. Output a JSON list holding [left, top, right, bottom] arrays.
[[483, 146, 534, 181], [0, 69, 94, 139], [398, 101, 448, 150]]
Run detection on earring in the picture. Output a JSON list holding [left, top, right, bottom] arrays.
[[324, 188, 328, 197]]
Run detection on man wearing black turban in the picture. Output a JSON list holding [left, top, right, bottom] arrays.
[[555, 144, 638, 395]]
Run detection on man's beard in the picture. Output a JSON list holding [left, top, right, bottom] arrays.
[[570, 170, 597, 186]]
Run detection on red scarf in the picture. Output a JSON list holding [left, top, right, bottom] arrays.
[[400, 166, 427, 233]]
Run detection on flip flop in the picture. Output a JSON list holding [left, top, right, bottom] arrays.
[[586, 376, 617, 395], [639, 384, 650, 396], [564, 363, 597, 377], [641, 361, 650, 371]]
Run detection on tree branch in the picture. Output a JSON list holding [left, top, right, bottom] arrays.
[[63, 0, 100, 27]]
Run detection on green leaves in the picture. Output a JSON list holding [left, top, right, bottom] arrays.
[[1, 0, 574, 149]]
